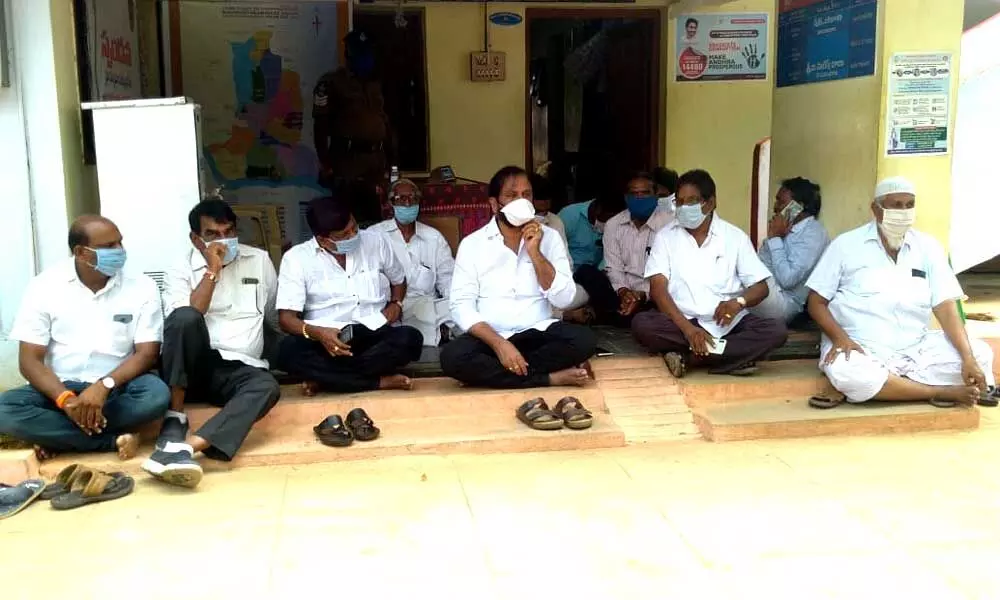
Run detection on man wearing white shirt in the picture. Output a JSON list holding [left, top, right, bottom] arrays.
[[633, 170, 787, 377], [141, 200, 281, 488], [805, 176, 992, 408], [441, 166, 596, 388], [0, 216, 168, 461], [277, 195, 423, 394], [370, 178, 455, 346]]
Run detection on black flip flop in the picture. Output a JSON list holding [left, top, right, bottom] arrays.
[[978, 387, 999, 408], [345, 408, 380, 442], [663, 352, 687, 378], [50, 471, 134, 511], [0, 479, 45, 520], [314, 415, 354, 447]]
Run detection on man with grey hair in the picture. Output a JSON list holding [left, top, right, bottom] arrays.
[[370, 178, 455, 346], [804, 176, 996, 409]]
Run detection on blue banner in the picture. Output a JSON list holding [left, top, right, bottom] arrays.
[[776, 0, 876, 88]]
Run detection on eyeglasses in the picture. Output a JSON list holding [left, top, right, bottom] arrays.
[[393, 194, 419, 206]]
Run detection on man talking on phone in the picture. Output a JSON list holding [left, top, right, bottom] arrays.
[[276, 193, 422, 395], [632, 169, 787, 378]]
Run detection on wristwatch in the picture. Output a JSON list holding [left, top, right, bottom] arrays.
[[736, 296, 747, 308], [101, 376, 116, 391]]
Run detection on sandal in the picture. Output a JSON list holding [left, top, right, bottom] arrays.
[[41, 464, 88, 500], [554, 397, 593, 430], [516, 398, 564, 431], [0, 479, 45, 520], [978, 387, 999, 408], [50, 471, 134, 510], [346, 408, 380, 442], [728, 362, 759, 377], [663, 352, 687, 378], [929, 398, 961, 409], [314, 415, 354, 447], [809, 391, 847, 409]]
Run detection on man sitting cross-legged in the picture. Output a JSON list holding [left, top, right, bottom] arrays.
[[0, 216, 169, 462], [805, 176, 994, 408], [142, 199, 281, 488], [440, 166, 597, 389], [276, 194, 423, 394]]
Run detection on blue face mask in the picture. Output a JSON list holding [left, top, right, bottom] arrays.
[[350, 53, 375, 77], [86, 247, 127, 277], [333, 234, 361, 255], [204, 237, 240, 266], [393, 204, 420, 225], [626, 194, 658, 221]]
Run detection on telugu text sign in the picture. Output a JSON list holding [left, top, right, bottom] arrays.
[[776, 0, 876, 88]]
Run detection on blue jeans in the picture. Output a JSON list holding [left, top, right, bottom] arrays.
[[0, 374, 170, 452]]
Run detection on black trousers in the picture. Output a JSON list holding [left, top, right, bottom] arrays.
[[573, 264, 650, 328], [277, 324, 423, 393], [161, 307, 281, 461], [440, 322, 597, 389]]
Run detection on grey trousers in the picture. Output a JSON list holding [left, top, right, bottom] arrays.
[[161, 307, 280, 461]]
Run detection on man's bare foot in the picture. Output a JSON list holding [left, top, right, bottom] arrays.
[[116, 434, 139, 460], [301, 381, 320, 397], [33, 446, 57, 462], [379, 374, 413, 391], [934, 385, 981, 407], [579, 361, 595, 379], [549, 367, 591, 387]]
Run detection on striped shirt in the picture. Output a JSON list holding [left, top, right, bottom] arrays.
[[603, 207, 674, 294]]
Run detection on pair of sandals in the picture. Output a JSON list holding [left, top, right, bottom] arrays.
[[36, 464, 134, 510], [314, 408, 380, 447], [808, 387, 1000, 410], [663, 352, 758, 379], [517, 397, 593, 431]]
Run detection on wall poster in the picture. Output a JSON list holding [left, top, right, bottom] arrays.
[[675, 12, 769, 82]]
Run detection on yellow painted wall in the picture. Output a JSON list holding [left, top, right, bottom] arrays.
[[875, 0, 964, 246], [664, 0, 775, 232], [771, 0, 964, 246]]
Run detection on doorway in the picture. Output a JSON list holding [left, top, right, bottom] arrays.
[[354, 7, 430, 173], [526, 9, 661, 208]]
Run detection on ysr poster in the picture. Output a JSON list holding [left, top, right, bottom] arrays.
[[675, 13, 769, 82]]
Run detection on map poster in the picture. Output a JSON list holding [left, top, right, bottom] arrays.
[[776, 0, 877, 88], [885, 53, 953, 157], [83, 0, 142, 100], [675, 13, 768, 82], [176, 2, 344, 243]]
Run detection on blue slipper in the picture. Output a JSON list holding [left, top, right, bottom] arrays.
[[0, 479, 45, 520]]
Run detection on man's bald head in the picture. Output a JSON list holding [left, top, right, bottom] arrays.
[[68, 215, 121, 253]]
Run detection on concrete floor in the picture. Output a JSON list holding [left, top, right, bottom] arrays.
[[4, 409, 1000, 600]]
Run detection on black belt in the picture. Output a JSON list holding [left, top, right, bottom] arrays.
[[332, 139, 385, 153]]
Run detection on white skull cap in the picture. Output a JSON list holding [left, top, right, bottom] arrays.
[[874, 176, 916, 199]]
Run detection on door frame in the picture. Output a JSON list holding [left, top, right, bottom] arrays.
[[523, 7, 662, 175]]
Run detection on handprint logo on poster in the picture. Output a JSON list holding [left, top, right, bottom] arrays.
[[742, 43, 764, 70]]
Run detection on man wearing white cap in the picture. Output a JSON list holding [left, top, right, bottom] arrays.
[[803, 176, 995, 408]]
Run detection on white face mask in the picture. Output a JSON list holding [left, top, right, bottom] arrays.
[[658, 194, 676, 212], [675, 203, 708, 230], [500, 198, 536, 227], [878, 207, 916, 249]]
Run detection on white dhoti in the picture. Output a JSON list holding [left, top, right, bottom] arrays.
[[750, 278, 802, 324], [821, 330, 996, 402], [401, 295, 451, 347]]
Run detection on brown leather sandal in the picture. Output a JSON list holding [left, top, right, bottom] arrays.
[[516, 398, 564, 431], [554, 397, 594, 430], [809, 391, 847, 409]]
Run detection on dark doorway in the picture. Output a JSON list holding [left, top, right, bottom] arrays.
[[354, 8, 429, 173], [527, 10, 660, 209]]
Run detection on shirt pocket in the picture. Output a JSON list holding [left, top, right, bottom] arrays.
[[231, 280, 262, 317], [848, 268, 887, 298], [410, 263, 436, 295], [903, 270, 933, 309], [352, 267, 384, 303], [100, 312, 135, 358]]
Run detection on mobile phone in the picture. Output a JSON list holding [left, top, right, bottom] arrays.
[[338, 325, 355, 345], [708, 338, 727, 355]]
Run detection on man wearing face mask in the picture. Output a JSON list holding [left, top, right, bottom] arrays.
[[276, 194, 422, 395], [144, 199, 280, 488], [0, 216, 168, 463], [574, 172, 673, 327], [441, 166, 597, 390], [804, 176, 995, 409], [312, 30, 394, 223], [752, 177, 829, 324], [653, 167, 679, 214], [633, 169, 787, 377], [370, 178, 455, 346]]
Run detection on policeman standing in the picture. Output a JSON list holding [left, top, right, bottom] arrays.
[[312, 30, 395, 224]]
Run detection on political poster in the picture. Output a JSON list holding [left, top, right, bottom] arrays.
[[675, 13, 769, 82]]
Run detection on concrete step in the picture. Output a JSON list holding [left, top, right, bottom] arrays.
[[694, 398, 980, 442], [37, 413, 626, 479], [679, 359, 832, 407]]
